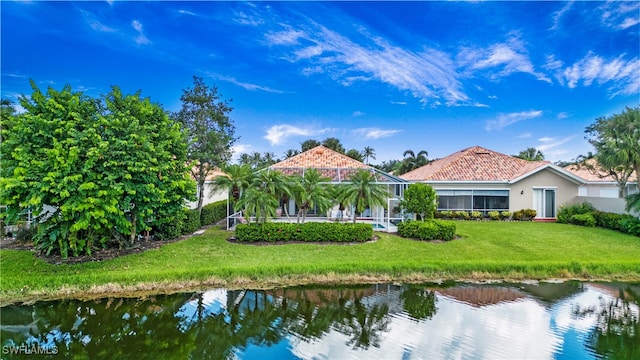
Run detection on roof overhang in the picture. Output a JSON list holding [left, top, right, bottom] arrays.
[[510, 164, 586, 185]]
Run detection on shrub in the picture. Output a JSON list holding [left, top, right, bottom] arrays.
[[557, 202, 595, 224], [592, 211, 624, 231], [201, 200, 227, 226], [569, 213, 596, 227], [619, 215, 640, 237], [181, 209, 202, 235], [500, 211, 512, 220], [397, 220, 456, 241], [454, 211, 469, 220], [487, 211, 500, 220], [513, 209, 536, 221], [438, 211, 453, 219], [470, 211, 482, 220], [235, 222, 373, 243]]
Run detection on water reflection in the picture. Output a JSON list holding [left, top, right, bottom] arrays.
[[1, 282, 638, 359]]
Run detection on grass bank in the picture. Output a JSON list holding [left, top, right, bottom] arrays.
[[1, 221, 639, 304]]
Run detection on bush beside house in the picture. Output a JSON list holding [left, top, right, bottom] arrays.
[[557, 202, 640, 236], [397, 220, 456, 241]]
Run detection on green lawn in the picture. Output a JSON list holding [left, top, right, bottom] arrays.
[[1, 221, 639, 304]]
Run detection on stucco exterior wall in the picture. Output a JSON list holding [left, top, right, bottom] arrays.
[[510, 169, 579, 215], [187, 182, 228, 209]]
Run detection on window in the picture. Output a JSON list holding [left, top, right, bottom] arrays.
[[436, 189, 508, 213]]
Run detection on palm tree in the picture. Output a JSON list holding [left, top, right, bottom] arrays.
[[515, 147, 545, 161], [254, 170, 293, 219], [235, 187, 278, 223], [398, 149, 429, 174], [362, 146, 376, 165], [283, 149, 300, 159], [213, 164, 254, 225], [291, 169, 331, 223], [338, 169, 390, 223]]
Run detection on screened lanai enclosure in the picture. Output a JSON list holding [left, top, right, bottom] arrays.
[[273, 166, 408, 225], [227, 145, 410, 232]]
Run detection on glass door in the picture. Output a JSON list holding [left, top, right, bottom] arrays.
[[533, 188, 556, 218]]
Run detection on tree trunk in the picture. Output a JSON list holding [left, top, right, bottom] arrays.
[[197, 179, 205, 213], [129, 210, 137, 245]]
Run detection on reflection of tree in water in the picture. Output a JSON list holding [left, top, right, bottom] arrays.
[[400, 285, 437, 321], [573, 285, 639, 360], [1, 284, 435, 358], [334, 297, 390, 350]]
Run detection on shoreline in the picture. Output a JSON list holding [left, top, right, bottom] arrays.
[[3, 272, 639, 306]]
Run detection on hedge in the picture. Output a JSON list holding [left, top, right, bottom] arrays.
[[558, 202, 639, 236], [569, 213, 596, 227], [397, 220, 456, 241], [235, 222, 373, 243], [201, 200, 227, 226]]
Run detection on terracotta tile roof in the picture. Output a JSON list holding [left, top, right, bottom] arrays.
[[268, 145, 407, 183], [564, 158, 637, 182], [270, 145, 370, 170], [400, 145, 549, 182], [190, 167, 226, 181]]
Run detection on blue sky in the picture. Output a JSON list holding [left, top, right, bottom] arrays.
[[2, 1, 639, 164]]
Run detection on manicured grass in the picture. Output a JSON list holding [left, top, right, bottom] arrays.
[[1, 221, 639, 304]]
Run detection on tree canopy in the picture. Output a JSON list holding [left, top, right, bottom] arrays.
[[173, 76, 236, 213], [514, 147, 545, 161], [400, 183, 437, 221], [585, 106, 640, 210], [0, 81, 195, 257]]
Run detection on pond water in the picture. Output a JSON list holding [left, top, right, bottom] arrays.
[[1, 281, 638, 359]]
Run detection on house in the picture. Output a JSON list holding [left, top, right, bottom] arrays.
[[267, 145, 409, 227], [186, 168, 228, 210], [563, 159, 638, 214], [400, 146, 586, 219]]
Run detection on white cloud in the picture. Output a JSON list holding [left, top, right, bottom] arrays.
[[536, 135, 576, 162], [233, 10, 263, 26], [457, 32, 550, 82], [557, 52, 640, 96], [556, 112, 569, 120], [390, 101, 407, 105], [80, 10, 115, 33], [231, 144, 252, 159], [177, 9, 197, 17], [265, 29, 306, 45], [485, 110, 543, 131], [131, 20, 150, 45], [549, 1, 574, 31], [352, 111, 364, 117], [215, 75, 284, 93], [266, 20, 469, 106], [352, 127, 401, 140], [598, 1, 640, 30], [517, 132, 532, 139], [264, 124, 330, 146]]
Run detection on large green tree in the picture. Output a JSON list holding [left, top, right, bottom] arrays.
[[400, 183, 437, 221], [173, 76, 236, 214], [338, 169, 390, 223], [301, 139, 321, 152], [0, 81, 194, 257], [585, 106, 640, 211], [322, 137, 345, 153]]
